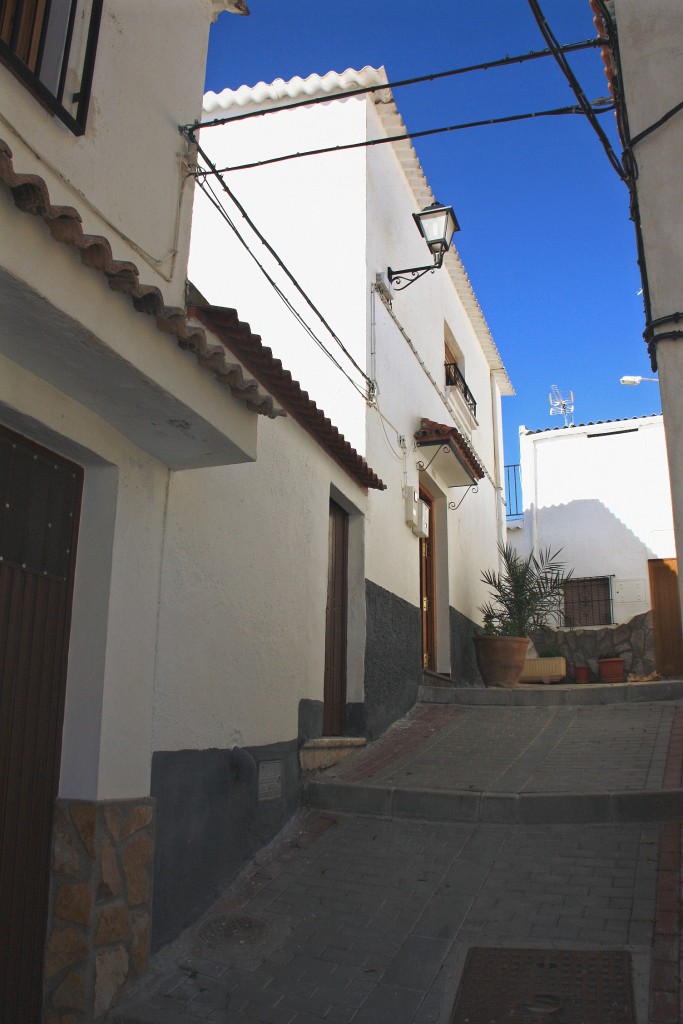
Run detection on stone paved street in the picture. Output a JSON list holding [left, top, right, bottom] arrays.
[[110, 687, 683, 1024]]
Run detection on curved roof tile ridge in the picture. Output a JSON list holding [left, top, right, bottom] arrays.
[[0, 139, 282, 420], [203, 66, 388, 113]]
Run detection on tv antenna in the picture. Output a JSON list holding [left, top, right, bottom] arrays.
[[549, 385, 574, 427]]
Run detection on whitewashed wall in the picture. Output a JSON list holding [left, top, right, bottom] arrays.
[[190, 71, 512, 680], [512, 416, 676, 621], [153, 415, 367, 751], [613, 0, 683, 617], [191, 79, 371, 454], [363, 92, 507, 669], [0, 0, 223, 303]]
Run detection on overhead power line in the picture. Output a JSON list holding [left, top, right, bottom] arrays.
[[193, 142, 372, 398], [190, 102, 615, 177], [525, 0, 626, 181], [182, 37, 606, 135]]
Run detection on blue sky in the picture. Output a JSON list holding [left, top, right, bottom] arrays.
[[205, 0, 661, 464]]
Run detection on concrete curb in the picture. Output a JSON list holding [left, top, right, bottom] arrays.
[[419, 678, 683, 707], [306, 780, 683, 824]]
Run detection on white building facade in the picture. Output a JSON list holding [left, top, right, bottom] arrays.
[[511, 415, 676, 625], [189, 67, 513, 719]]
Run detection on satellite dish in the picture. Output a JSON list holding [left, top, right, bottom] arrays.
[[549, 385, 575, 427]]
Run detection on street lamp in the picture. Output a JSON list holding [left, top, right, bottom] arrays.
[[388, 201, 460, 291], [620, 375, 659, 386]]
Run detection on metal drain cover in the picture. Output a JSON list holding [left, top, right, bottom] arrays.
[[198, 914, 271, 948], [451, 948, 635, 1023]]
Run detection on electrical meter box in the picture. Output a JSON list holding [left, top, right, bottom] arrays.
[[404, 486, 418, 528], [414, 499, 429, 539]]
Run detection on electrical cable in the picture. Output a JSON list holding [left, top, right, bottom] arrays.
[[195, 172, 368, 400], [196, 103, 615, 177], [525, 0, 627, 181], [194, 139, 373, 389], [183, 38, 606, 134], [629, 98, 683, 149]]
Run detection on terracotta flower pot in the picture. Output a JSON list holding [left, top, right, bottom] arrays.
[[474, 636, 530, 688], [598, 657, 625, 684], [573, 665, 590, 683]]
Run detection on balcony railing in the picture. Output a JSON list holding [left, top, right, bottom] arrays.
[[0, 0, 103, 135], [504, 463, 523, 521], [445, 362, 476, 418]]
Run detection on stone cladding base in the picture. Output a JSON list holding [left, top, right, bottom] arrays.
[[44, 797, 154, 1022]]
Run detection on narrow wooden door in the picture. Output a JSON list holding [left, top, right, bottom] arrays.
[[419, 487, 436, 671], [0, 425, 82, 1024], [648, 558, 683, 677], [323, 500, 348, 736]]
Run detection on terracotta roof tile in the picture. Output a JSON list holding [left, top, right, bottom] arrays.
[[0, 139, 281, 420], [190, 303, 386, 492], [414, 417, 485, 481]]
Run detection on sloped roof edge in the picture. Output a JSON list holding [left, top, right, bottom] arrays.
[[189, 302, 386, 492], [522, 413, 663, 436], [0, 139, 281, 420]]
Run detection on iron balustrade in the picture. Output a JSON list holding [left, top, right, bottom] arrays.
[[445, 361, 477, 417], [504, 463, 523, 521], [0, 0, 103, 135]]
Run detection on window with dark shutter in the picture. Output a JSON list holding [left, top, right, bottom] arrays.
[[0, 0, 103, 134]]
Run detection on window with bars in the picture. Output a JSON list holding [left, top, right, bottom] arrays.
[[0, 0, 103, 134], [564, 576, 613, 626]]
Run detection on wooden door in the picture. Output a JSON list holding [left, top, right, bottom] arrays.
[[323, 500, 348, 735], [648, 558, 683, 677], [419, 487, 436, 671], [0, 425, 82, 1024]]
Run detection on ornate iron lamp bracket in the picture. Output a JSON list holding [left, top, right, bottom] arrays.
[[388, 264, 436, 291]]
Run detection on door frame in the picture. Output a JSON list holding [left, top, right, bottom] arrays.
[[323, 498, 349, 735], [419, 485, 437, 671]]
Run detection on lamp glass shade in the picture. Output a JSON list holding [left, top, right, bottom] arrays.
[[413, 202, 459, 256]]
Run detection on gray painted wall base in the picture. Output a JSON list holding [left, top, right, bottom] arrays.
[[150, 740, 299, 952], [449, 606, 484, 686], [364, 579, 421, 739]]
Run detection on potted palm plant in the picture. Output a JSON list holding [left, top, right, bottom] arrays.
[[475, 544, 571, 687]]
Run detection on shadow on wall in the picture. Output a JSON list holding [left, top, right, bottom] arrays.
[[516, 498, 659, 575]]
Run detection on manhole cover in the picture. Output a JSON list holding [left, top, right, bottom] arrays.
[[198, 914, 271, 948], [451, 948, 635, 1023]]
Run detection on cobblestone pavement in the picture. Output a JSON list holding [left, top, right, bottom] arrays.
[[109, 697, 683, 1024], [327, 704, 679, 795], [110, 812, 662, 1024]]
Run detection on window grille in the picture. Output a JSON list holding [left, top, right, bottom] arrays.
[[0, 0, 103, 135], [564, 576, 613, 626]]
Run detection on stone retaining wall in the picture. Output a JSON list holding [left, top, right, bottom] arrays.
[[530, 611, 655, 680], [45, 798, 154, 1021]]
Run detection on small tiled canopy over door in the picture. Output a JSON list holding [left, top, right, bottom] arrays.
[[0, 424, 82, 1023], [323, 499, 348, 736]]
